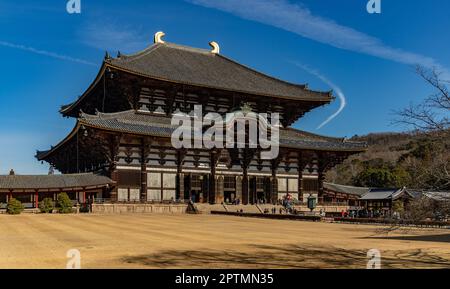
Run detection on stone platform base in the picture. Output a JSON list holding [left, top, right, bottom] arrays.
[[91, 203, 188, 214]]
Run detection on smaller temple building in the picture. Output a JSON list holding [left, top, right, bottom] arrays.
[[358, 187, 414, 217], [0, 171, 114, 209], [323, 182, 369, 207]]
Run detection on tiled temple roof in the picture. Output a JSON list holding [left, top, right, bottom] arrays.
[[105, 42, 332, 102], [77, 110, 367, 152], [0, 173, 114, 192]]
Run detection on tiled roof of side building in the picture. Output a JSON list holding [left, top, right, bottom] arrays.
[[359, 189, 400, 200], [77, 110, 367, 152], [106, 42, 332, 102], [359, 188, 415, 201], [0, 173, 114, 192], [323, 182, 370, 196]]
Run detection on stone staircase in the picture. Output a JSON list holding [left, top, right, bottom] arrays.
[[187, 201, 200, 214], [255, 204, 264, 214]]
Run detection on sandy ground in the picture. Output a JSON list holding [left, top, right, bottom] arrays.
[[0, 213, 449, 269]]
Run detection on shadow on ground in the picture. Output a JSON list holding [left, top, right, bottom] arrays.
[[120, 244, 450, 269], [365, 233, 450, 243]]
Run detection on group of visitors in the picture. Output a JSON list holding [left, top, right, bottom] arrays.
[[261, 207, 287, 215], [338, 209, 389, 219], [231, 198, 241, 205]]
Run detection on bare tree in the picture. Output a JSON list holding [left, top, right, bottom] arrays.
[[395, 66, 449, 135], [386, 66, 450, 228], [405, 194, 450, 222]]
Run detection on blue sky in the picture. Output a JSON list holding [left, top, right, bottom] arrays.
[[1, 0, 449, 174]]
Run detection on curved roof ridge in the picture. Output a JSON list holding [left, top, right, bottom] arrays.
[[5, 172, 101, 177], [216, 53, 311, 92], [285, 127, 367, 146], [111, 42, 213, 63], [108, 43, 162, 62], [97, 110, 135, 118], [284, 127, 345, 142], [80, 109, 137, 120], [323, 182, 370, 190], [162, 42, 212, 54]]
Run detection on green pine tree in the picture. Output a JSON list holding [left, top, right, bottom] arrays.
[[6, 198, 24, 215]]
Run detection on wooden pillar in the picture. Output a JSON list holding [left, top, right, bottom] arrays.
[[35, 190, 39, 209], [175, 174, 181, 201], [176, 150, 185, 201], [175, 173, 181, 201], [188, 174, 193, 201], [250, 177, 257, 204], [235, 176, 242, 201], [217, 176, 224, 204], [160, 179, 164, 202], [240, 148, 253, 205], [209, 152, 218, 204], [242, 168, 249, 205], [108, 134, 120, 202], [267, 177, 273, 204], [264, 177, 271, 203], [298, 168, 304, 203], [298, 152, 310, 204], [270, 160, 279, 204], [140, 138, 149, 202], [318, 170, 325, 205], [141, 167, 147, 202], [248, 177, 253, 204], [202, 175, 209, 203], [110, 170, 118, 201], [316, 152, 331, 206]]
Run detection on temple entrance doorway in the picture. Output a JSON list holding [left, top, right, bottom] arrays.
[[223, 176, 236, 204], [255, 177, 267, 204], [185, 174, 206, 203]]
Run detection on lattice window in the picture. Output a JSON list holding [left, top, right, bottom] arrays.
[[191, 175, 203, 190], [303, 179, 318, 192], [224, 176, 236, 191], [256, 177, 265, 191]]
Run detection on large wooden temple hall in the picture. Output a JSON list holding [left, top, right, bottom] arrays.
[[36, 32, 366, 205]]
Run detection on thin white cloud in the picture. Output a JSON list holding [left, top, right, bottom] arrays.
[[187, 0, 450, 78], [79, 22, 148, 53], [0, 40, 96, 66], [292, 62, 346, 129]]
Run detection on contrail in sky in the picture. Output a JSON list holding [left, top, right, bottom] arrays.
[[292, 62, 346, 129], [0, 40, 96, 66], [187, 0, 450, 79]]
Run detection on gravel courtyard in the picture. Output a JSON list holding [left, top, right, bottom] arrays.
[[0, 214, 449, 269]]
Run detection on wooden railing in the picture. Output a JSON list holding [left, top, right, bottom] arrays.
[[94, 198, 189, 204]]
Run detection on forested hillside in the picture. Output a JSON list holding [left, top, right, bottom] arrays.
[[326, 130, 450, 190]]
